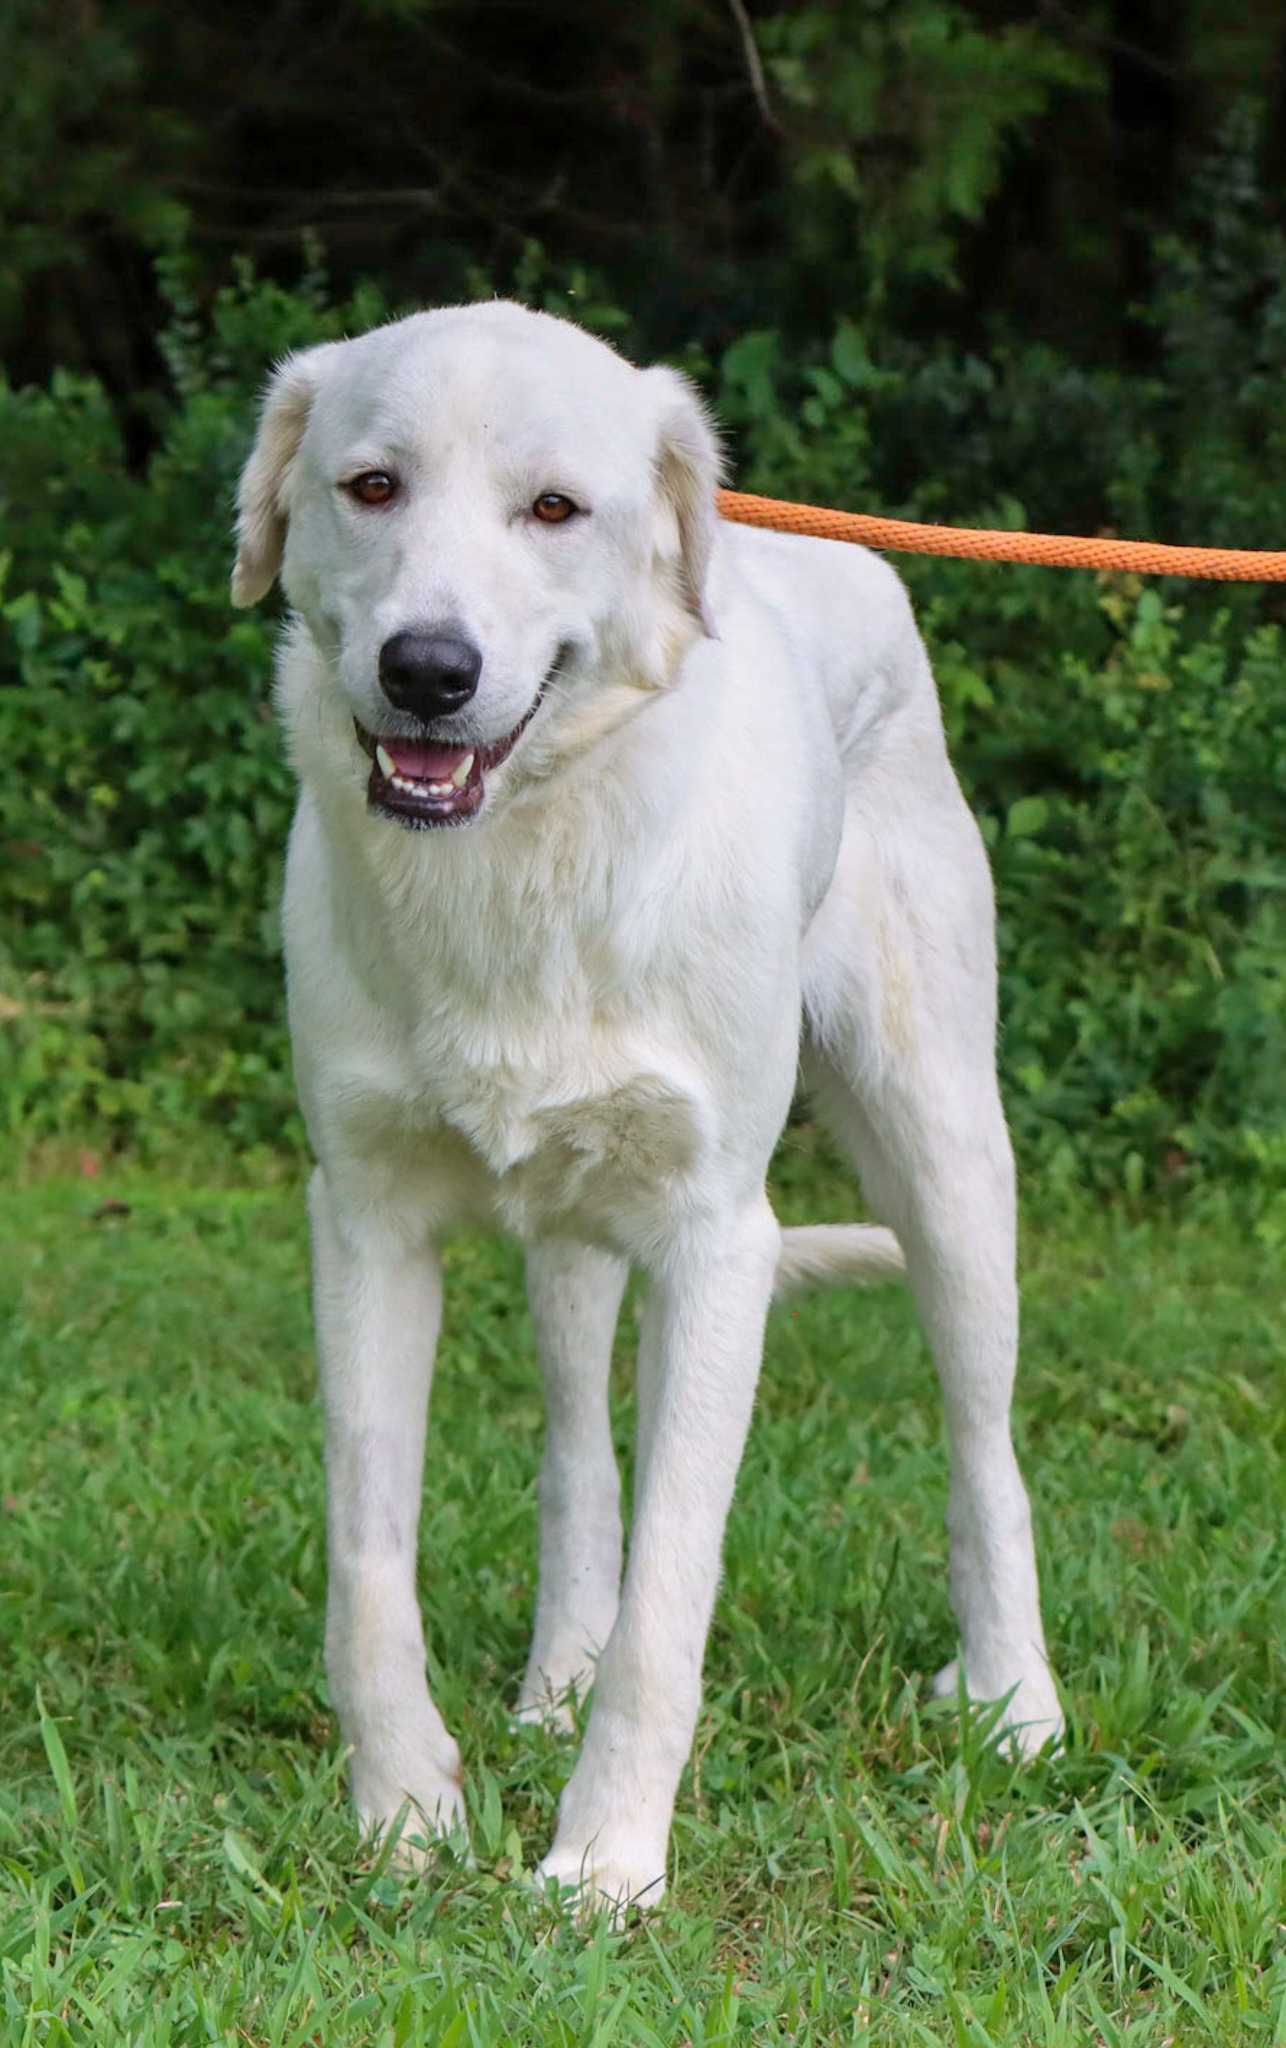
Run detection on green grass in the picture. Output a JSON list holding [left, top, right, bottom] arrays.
[[1, 1136, 1284, 2044]]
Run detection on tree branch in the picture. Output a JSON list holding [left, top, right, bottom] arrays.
[[725, 0, 783, 138]]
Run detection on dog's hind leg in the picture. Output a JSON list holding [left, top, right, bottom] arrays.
[[518, 1240, 628, 1730], [802, 787, 1062, 1757], [309, 1167, 466, 1858]]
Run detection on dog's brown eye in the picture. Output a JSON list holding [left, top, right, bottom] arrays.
[[347, 472, 397, 506], [532, 492, 576, 524]]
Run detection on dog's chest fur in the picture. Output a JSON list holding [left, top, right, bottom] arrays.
[[301, 799, 725, 1244], [413, 967, 711, 1237]]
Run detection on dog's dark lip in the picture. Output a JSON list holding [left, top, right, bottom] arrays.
[[353, 685, 547, 830]]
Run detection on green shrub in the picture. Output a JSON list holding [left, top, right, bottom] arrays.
[[2, 254, 1284, 1195], [945, 575, 1286, 1188], [0, 260, 382, 1150], [0, 392, 296, 1147]]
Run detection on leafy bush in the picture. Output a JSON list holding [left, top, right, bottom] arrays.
[[0, 390, 296, 1148], [0, 261, 387, 1151], [2, 247, 1284, 1196], [935, 573, 1286, 1190]]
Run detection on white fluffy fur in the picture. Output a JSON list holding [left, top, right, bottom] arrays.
[[232, 300, 1062, 1913]]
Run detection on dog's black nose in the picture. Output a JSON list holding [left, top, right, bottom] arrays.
[[378, 630, 482, 721]]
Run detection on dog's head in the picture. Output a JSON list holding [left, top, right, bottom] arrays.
[[232, 302, 722, 829]]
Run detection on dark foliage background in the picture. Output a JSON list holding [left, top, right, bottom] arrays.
[[2, 2, 1285, 1217]]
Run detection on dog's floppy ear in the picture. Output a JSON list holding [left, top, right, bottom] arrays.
[[645, 365, 724, 636], [231, 348, 331, 607]]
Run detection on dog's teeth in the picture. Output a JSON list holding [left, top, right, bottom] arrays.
[[377, 746, 471, 802]]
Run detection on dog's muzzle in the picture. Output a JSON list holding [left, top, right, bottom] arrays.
[[353, 644, 575, 828], [353, 695, 543, 829]]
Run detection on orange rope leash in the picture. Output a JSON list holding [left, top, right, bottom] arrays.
[[716, 488, 1286, 581]]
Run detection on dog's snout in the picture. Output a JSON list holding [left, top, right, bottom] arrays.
[[378, 629, 482, 722]]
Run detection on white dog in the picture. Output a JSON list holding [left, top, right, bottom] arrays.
[[232, 300, 1061, 1910]]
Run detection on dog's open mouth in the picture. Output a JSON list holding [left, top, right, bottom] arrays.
[[354, 699, 541, 829]]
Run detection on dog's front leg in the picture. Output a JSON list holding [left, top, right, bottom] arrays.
[[309, 1167, 465, 1855], [537, 1198, 779, 1911]]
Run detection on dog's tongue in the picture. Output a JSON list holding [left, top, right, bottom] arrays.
[[385, 738, 471, 780]]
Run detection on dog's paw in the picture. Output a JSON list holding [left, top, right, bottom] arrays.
[[997, 1677, 1064, 1758], [535, 1836, 667, 1921], [351, 1745, 469, 1869], [930, 1655, 1064, 1758], [930, 1655, 961, 1700], [515, 1645, 599, 1734], [514, 1667, 591, 1735], [359, 1786, 469, 1872], [513, 1692, 577, 1735]]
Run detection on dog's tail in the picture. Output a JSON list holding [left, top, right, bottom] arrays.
[[774, 1223, 905, 1299]]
